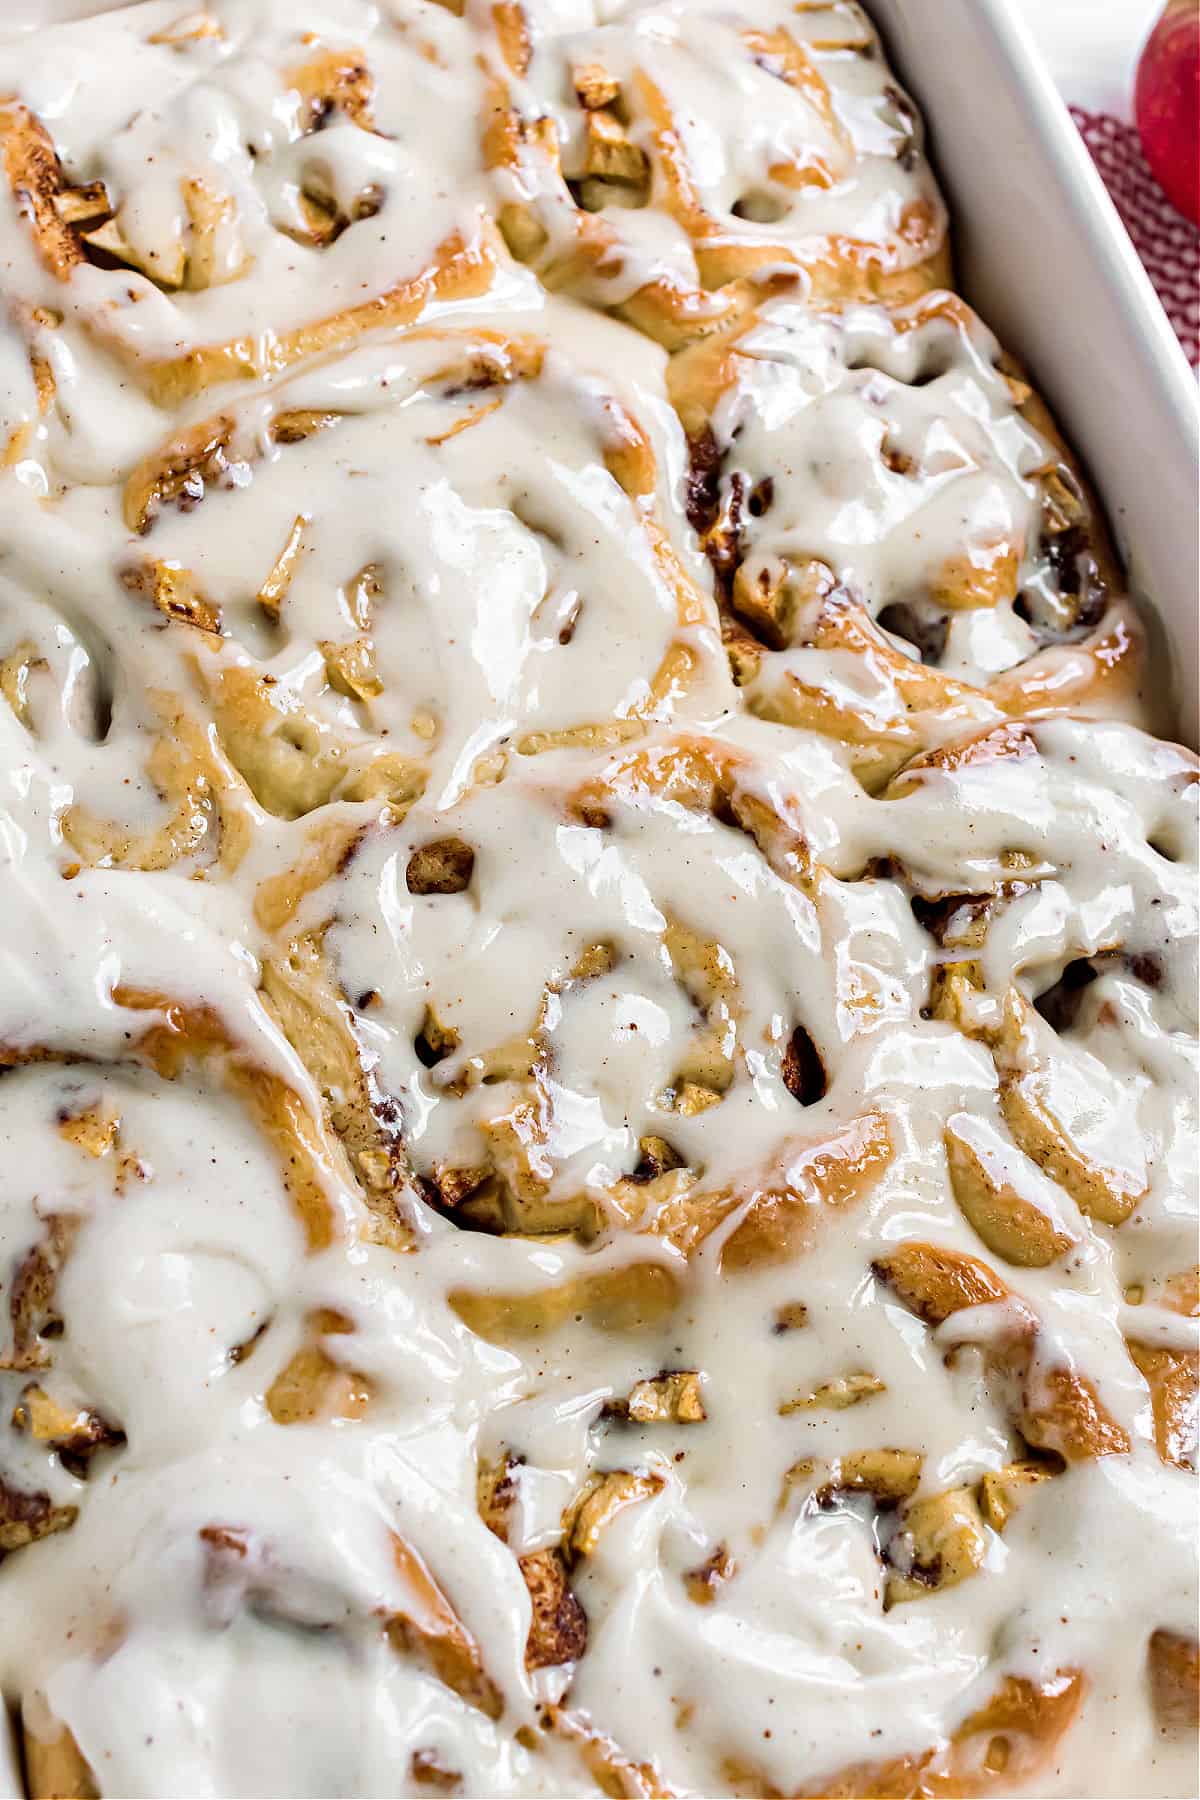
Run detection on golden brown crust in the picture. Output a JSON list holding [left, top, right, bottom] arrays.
[[111, 987, 345, 1252], [62, 697, 251, 877], [265, 1327, 374, 1426], [22, 1718, 99, 1800], [449, 1261, 682, 1343], [147, 229, 500, 406], [943, 1120, 1074, 1268], [873, 1242, 1130, 1463], [716, 1112, 894, 1273], [1126, 1341, 1198, 1471], [0, 1474, 78, 1559], [11, 1384, 124, 1472], [795, 1671, 1084, 1798], [977, 1460, 1057, 1533], [259, 930, 412, 1247], [871, 1241, 1012, 1326], [883, 1485, 989, 1608], [386, 1532, 503, 1719], [783, 1448, 924, 1510], [0, 102, 86, 280], [518, 1546, 588, 1669], [683, 1543, 736, 1606], [285, 45, 379, 134], [670, 284, 1141, 770], [122, 414, 237, 536], [483, 7, 949, 350], [997, 1066, 1146, 1228], [548, 1709, 675, 1799], [1019, 1366, 1131, 1463], [639, 1112, 892, 1266], [1161, 1267, 1200, 1317], [1147, 1630, 1200, 1733], [566, 1470, 665, 1559]]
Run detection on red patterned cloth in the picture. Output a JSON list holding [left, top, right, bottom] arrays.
[[1072, 105, 1200, 366]]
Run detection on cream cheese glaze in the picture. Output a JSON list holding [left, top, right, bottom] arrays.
[[0, 4, 1197, 1799]]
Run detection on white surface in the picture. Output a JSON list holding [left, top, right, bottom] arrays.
[[875, 0, 1199, 745], [1014, 0, 1160, 115]]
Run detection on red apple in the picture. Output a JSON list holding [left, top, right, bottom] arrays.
[[1136, 0, 1200, 226]]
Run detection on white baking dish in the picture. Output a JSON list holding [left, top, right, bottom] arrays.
[[872, 0, 1200, 745]]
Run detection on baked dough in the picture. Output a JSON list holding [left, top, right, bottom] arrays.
[[0, 4, 1195, 1797]]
